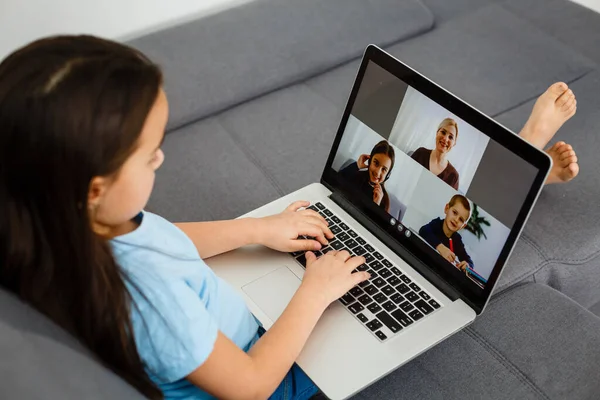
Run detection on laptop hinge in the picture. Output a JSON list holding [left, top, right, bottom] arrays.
[[330, 191, 461, 302]]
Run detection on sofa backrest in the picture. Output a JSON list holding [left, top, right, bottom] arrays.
[[128, 0, 434, 132]]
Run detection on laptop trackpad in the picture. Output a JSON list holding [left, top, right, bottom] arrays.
[[243, 267, 302, 321]]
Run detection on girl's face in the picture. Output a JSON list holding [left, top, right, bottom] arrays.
[[435, 124, 457, 154], [90, 89, 168, 236], [368, 153, 392, 185]]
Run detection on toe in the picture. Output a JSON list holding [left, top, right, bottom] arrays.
[[567, 162, 580, 179], [562, 96, 576, 112], [557, 89, 574, 108], [569, 162, 579, 174], [549, 82, 569, 98], [560, 150, 576, 161], [561, 154, 578, 166], [549, 141, 567, 152]]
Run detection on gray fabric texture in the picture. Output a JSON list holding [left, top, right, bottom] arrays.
[[128, 0, 434, 132], [493, 235, 545, 294], [0, 290, 146, 400], [420, 0, 495, 23], [218, 83, 343, 196], [494, 70, 600, 308], [305, 59, 363, 111], [502, 0, 600, 65], [383, 4, 595, 117], [353, 283, 600, 400], [590, 301, 600, 318], [307, 3, 596, 119], [146, 118, 282, 222]]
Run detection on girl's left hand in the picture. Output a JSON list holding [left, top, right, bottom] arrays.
[[256, 201, 334, 253]]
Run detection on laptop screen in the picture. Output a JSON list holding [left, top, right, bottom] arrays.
[[323, 46, 549, 312]]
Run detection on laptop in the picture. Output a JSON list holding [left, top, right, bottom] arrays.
[[207, 45, 551, 399]]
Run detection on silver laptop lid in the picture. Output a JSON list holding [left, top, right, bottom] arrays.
[[321, 45, 550, 314]]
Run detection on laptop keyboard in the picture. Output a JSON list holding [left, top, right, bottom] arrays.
[[289, 202, 442, 342]]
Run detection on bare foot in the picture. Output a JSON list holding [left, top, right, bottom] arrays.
[[545, 141, 579, 184], [519, 82, 577, 149]]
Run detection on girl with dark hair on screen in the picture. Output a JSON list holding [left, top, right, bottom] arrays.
[[339, 140, 396, 213]]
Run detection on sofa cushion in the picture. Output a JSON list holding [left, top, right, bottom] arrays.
[[0, 289, 146, 399], [147, 118, 281, 222], [218, 83, 342, 195], [381, 4, 595, 118], [306, 4, 595, 120], [590, 301, 600, 318], [127, 0, 434, 132], [354, 283, 600, 400], [503, 0, 600, 65], [495, 71, 600, 307], [305, 59, 363, 110], [420, 0, 496, 23]]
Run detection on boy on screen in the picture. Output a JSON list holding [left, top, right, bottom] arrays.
[[419, 195, 474, 273]]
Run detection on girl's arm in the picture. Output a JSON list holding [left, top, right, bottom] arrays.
[[175, 218, 259, 259], [176, 201, 334, 259], [186, 251, 369, 400]]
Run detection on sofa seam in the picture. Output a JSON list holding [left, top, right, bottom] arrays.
[[463, 326, 551, 400], [495, 231, 600, 294], [523, 231, 600, 265], [493, 235, 545, 293]]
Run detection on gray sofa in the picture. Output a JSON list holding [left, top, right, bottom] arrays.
[[3, 0, 600, 398]]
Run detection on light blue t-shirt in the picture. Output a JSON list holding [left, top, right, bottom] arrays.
[[110, 211, 260, 399]]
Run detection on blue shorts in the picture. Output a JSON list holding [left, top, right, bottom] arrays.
[[255, 327, 320, 400]]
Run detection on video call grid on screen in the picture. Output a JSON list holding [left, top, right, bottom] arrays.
[[331, 61, 539, 290]]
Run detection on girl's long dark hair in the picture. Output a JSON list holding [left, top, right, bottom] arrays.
[[0, 36, 163, 399]]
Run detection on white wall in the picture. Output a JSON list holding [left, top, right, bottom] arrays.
[[0, 0, 250, 60], [571, 0, 600, 12]]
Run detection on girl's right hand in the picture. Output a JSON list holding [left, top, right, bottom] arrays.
[[300, 250, 370, 307], [357, 154, 370, 169], [372, 183, 384, 205]]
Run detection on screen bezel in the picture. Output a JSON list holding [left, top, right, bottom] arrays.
[[321, 45, 550, 314]]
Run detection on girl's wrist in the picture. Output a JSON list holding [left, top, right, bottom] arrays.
[[296, 283, 330, 313], [239, 217, 264, 246]]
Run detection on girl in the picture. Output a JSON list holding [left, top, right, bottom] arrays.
[[0, 36, 369, 399], [339, 140, 395, 213]]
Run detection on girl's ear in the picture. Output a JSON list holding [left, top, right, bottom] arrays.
[[88, 176, 107, 211], [88, 176, 112, 237]]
